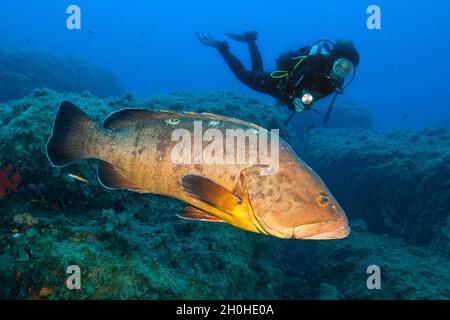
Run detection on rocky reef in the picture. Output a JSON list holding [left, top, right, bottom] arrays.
[[291, 100, 373, 130], [0, 50, 123, 102], [300, 127, 450, 253], [435, 115, 450, 129], [0, 89, 288, 299], [0, 89, 448, 299], [280, 220, 449, 299]]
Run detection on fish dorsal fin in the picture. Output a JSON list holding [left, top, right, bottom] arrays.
[[97, 161, 140, 191], [103, 109, 177, 129], [180, 174, 241, 215], [103, 108, 263, 130], [197, 113, 263, 130], [177, 206, 224, 223]]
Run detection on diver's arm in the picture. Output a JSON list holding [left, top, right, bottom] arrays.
[[275, 92, 307, 112], [276, 91, 297, 110], [279, 70, 313, 112]]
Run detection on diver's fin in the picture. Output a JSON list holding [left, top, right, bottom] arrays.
[[103, 108, 168, 130], [196, 32, 227, 49], [225, 31, 257, 42], [97, 161, 139, 190], [177, 206, 224, 223], [46, 101, 97, 167], [180, 174, 241, 215]]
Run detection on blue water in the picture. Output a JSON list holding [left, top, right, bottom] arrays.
[[1, 0, 449, 130]]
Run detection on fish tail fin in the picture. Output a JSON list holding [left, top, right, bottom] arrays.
[[46, 101, 98, 167]]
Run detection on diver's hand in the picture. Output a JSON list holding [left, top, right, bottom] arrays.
[[293, 98, 305, 112]]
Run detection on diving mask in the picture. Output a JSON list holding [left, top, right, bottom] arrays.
[[332, 58, 354, 78]]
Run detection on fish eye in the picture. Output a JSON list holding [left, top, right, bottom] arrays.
[[316, 192, 329, 207]]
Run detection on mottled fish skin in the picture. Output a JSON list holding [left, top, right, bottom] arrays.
[[47, 103, 349, 239], [90, 113, 268, 232]]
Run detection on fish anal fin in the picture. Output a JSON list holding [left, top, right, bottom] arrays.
[[97, 161, 138, 190], [177, 206, 224, 223], [180, 174, 240, 215]]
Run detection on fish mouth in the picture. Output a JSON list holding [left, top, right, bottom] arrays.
[[293, 220, 350, 240]]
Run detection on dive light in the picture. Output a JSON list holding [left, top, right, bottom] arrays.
[[301, 91, 314, 106]]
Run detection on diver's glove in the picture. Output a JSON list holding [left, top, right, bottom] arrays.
[[293, 98, 305, 112]]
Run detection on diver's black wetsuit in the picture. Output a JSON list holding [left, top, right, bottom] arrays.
[[216, 40, 341, 111]]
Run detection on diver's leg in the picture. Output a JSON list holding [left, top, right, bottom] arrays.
[[197, 33, 257, 88], [225, 31, 263, 72], [247, 33, 264, 72], [248, 40, 263, 72], [216, 44, 254, 85]]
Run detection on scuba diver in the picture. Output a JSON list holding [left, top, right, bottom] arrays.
[[197, 31, 360, 124]]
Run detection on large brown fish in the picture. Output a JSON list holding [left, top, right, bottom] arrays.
[[46, 101, 349, 240]]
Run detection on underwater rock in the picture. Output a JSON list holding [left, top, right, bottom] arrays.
[[0, 89, 447, 300], [434, 115, 450, 129], [13, 213, 38, 227], [279, 221, 450, 299], [0, 50, 123, 102], [15, 246, 30, 262], [291, 100, 373, 130], [301, 128, 450, 251], [0, 89, 286, 299], [0, 164, 21, 198], [0, 89, 292, 212]]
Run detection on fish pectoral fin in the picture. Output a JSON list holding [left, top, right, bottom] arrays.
[[180, 174, 241, 215], [233, 172, 250, 199], [177, 206, 225, 223], [97, 161, 139, 191]]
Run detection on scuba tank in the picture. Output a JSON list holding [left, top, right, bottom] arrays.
[[275, 40, 334, 71]]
